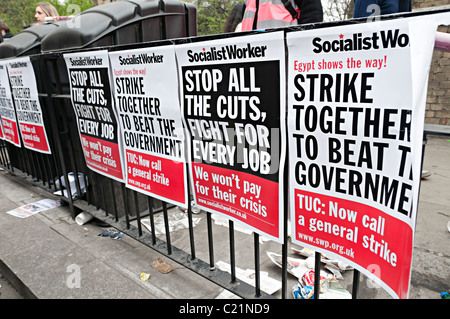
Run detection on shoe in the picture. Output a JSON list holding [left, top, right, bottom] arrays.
[[421, 170, 431, 179]]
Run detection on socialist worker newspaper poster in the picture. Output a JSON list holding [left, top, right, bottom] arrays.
[[64, 50, 124, 182], [7, 56, 51, 153], [109, 46, 188, 207], [0, 61, 20, 147], [175, 32, 286, 243], [287, 17, 439, 298]]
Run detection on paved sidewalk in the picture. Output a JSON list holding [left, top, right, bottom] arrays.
[[0, 135, 448, 299], [408, 135, 450, 298], [0, 169, 222, 299]]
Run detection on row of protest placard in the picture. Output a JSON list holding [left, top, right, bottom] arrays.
[[63, 33, 287, 243], [0, 15, 445, 298]]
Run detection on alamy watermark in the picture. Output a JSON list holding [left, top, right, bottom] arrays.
[[66, 264, 81, 289], [366, 4, 381, 23]]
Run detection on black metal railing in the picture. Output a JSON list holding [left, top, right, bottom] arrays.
[[1, 6, 450, 299]]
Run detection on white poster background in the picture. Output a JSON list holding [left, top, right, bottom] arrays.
[[7, 56, 51, 154], [287, 17, 439, 299], [109, 46, 188, 207]]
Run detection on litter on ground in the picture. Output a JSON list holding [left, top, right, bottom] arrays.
[[5, 198, 61, 218], [151, 257, 174, 274], [267, 251, 351, 299]]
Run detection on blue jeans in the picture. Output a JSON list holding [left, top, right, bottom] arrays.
[[353, 0, 399, 18]]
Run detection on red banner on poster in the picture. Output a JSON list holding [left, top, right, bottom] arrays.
[[0, 119, 20, 147], [126, 150, 185, 204], [293, 189, 413, 298], [79, 135, 124, 181], [18, 123, 50, 153], [193, 162, 280, 238]]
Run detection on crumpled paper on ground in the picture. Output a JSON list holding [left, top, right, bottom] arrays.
[[215, 260, 281, 295]]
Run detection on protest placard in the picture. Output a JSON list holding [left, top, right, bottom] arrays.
[[109, 46, 188, 206], [287, 18, 438, 298], [64, 50, 124, 182], [7, 56, 51, 153], [0, 61, 20, 147], [176, 32, 286, 242]]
